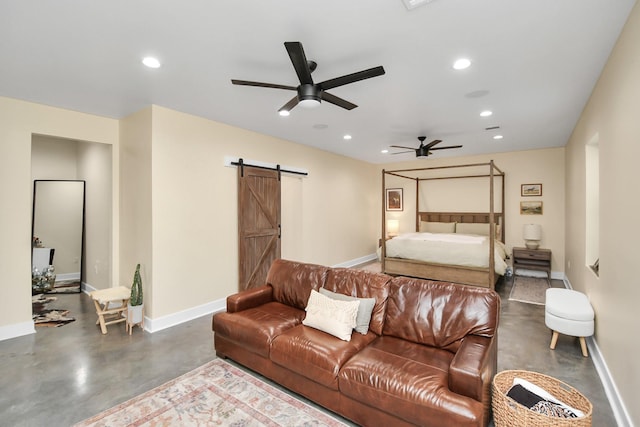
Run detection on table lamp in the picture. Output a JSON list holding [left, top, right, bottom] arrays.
[[523, 223, 542, 249]]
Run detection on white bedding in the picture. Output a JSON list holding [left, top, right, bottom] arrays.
[[383, 232, 508, 275]]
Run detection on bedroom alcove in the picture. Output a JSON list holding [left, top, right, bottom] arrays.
[[30, 134, 113, 302], [380, 161, 506, 289]]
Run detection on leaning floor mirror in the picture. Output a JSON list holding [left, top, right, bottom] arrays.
[[31, 180, 85, 294]]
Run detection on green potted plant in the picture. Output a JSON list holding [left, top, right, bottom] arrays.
[[127, 264, 144, 331]]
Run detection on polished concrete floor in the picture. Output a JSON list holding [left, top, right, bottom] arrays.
[[0, 276, 616, 426]]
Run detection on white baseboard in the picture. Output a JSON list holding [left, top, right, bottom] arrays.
[[0, 321, 35, 341], [81, 281, 98, 294], [564, 276, 633, 427], [332, 253, 377, 268], [586, 336, 634, 427], [142, 253, 377, 333], [145, 298, 226, 333]]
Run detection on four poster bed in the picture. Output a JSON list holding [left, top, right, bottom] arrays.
[[381, 161, 506, 289]]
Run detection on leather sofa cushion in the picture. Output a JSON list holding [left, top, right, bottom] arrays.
[[266, 259, 329, 310], [384, 277, 500, 353], [339, 336, 482, 426], [323, 268, 391, 335], [213, 302, 304, 358], [270, 324, 377, 390]]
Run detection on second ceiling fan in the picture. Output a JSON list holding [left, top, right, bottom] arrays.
[[231, 42, 385, 115], [391, 136, 463, 158]]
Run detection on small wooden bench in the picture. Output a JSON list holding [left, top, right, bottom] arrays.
[[90, 286, 130, 334]]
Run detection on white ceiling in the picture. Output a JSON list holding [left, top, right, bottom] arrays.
[[1, 0, 635, 164]]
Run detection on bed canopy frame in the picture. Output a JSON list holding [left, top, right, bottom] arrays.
[[381, 160, 505, 289]]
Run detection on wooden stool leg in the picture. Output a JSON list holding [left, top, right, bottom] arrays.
[[550, 330, 559, 349], [93, 299, 108, 334], [579, 337, 589, 357]]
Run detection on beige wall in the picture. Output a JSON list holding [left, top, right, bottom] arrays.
[[77, 141, 113, 289], [140, 106, 379, 318], [119, 107, 153, 314], [381, 148, 566, 274], [0, 96, 119, 336], [565, 2, 640, 424]]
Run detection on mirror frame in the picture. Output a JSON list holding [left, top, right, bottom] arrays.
[[31, 180, 86, 294]]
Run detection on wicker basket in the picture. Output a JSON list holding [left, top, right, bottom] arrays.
[[492, 370, 592, 427]]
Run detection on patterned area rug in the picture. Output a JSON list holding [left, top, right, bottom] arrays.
[[509, 276, 550, 305], [74, 358, 350, 427], [32, 294, 75, 327]]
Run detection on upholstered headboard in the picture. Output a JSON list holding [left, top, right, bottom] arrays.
[[417, 211, 504, 242]]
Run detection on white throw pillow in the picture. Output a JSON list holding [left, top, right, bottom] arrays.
[[303, 289, 360, 341], [456, 222, 491, 236], [319, 288, 375, 335]]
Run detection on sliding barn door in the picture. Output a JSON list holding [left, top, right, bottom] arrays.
[[238, 165, 281, 290]]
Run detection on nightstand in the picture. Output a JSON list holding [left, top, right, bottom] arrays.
[[512, 247, 552, 285]]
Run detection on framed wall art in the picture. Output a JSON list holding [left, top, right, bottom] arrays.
[[385, 188, 403, 211], [521, 183, 542, 197], [520, 201, 543, 215]]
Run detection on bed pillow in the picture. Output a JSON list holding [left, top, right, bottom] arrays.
[[419, 221, 456, 233], [319, 288, 376, 335], [303, 289, 360, 341], [455, 222, 491, 236]]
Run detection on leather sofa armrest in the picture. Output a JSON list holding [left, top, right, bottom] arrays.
[[448, 335, 495, 401], [226, 285, 274, 313]]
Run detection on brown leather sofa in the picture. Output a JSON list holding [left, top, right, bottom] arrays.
[[212, 259, 500, 426]]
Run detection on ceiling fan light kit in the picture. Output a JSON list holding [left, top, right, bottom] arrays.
[[232, 41, 385, 114]]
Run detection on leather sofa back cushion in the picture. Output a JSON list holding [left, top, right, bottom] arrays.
[[383, 277, 500, 353], [266, 259, 329, 310], [324, 268, 392, 336]]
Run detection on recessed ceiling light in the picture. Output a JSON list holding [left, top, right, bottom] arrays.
[[493, 135, 504, 140], [343, 134, 352, 140], [453, 58, 471, 70], [279, 110, 290, 117], [402, 0, 436, 10], [381, 149, 389, 154], [142, 56, 161, 68], [480, 110, 493, 117]]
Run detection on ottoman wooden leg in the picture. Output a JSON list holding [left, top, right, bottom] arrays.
[[579, 337, 589, 357], [550, 330, 559, 350]]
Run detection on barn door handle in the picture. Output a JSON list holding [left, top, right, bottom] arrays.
[[278, 224, 281, 239]]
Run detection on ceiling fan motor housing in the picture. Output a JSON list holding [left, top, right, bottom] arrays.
[[297, 84, 322, 104], [416, 147, 430, 157]]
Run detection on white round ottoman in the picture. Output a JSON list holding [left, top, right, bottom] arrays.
[[545, 288, 594, 357]]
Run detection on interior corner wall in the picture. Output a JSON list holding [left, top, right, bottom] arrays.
[[0, 96, 118, 337], [119, 107, 153, 316], [77, 141, 113, 290], [31, 136, 113, 290], [381, 148, 566, 275], [565, 2, 640, 424], [148, 106, 379, 319]]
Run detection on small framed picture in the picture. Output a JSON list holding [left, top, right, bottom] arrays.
[[520, 201, 543, 215], [385, 188, 403, 211], [521, 183, 542, 197]]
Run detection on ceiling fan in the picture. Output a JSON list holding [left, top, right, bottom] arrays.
[[390, 136, 463, 158], [231, 41, 385, 115]]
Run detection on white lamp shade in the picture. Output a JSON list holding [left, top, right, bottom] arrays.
[[523, 224, 542, 240], [387, 219, 400, 236]]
